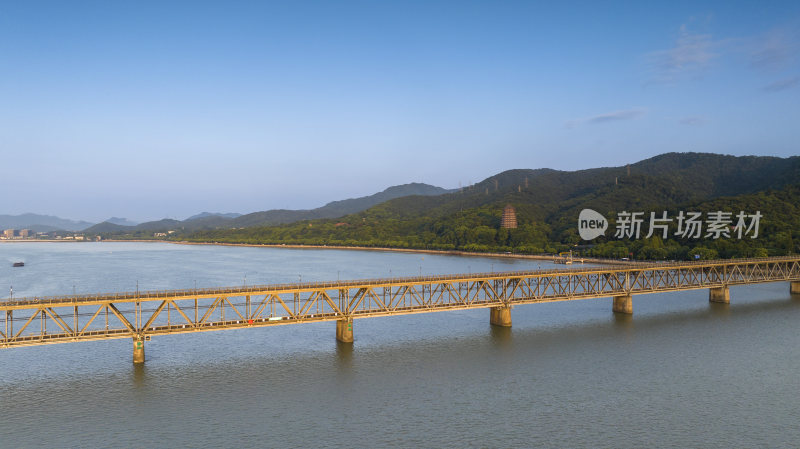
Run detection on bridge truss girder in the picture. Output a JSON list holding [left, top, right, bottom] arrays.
[[2, 257, 800, 349]]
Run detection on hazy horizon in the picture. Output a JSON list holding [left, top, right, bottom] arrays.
[[2, 1, 798, 222], [2, 179, 458, 224]]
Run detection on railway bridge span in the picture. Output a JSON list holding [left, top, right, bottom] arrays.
[[2, 256, 799, 363]]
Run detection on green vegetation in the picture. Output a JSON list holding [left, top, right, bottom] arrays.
[[175, 182, 800, 260], [98, 153, 800, 260], [84, 183, 450, 234]]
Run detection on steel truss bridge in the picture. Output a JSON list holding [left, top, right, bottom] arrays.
[[2, 256, 799, 362]]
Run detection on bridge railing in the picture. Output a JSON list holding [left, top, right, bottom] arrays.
[[2, 256, 798, 307]]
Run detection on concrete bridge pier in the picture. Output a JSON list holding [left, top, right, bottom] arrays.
[[336, 318, 354, 343], [133, 336, 145, 364], [613, 295, 633, 314], [490, 306, 512, 327], [709, 286, 730, 304], [791, 281, 800, 295]]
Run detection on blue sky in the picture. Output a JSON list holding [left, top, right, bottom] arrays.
[[1, 1, 798, 222]]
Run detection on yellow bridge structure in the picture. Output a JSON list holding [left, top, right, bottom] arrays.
[[2, 256, 800, 363]]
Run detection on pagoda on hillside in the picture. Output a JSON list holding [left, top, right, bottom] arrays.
[[501, 204, 518, 229]]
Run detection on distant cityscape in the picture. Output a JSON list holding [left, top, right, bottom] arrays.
[[0, 227, 181, 241], [2, 228, 88, 241]]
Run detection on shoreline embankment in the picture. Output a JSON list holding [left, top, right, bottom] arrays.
[[168, 240, 633, 265], [3, 238, 635, 266]]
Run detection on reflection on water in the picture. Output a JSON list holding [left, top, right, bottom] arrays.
[[708, 300, 732, 318], [489, 324, 513, 348], [131, 362, 147, 388], [612, 310, 634, 330], [335, 340, 354, 374]]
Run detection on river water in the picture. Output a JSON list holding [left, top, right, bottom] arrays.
[[1, 242, 799, 448]]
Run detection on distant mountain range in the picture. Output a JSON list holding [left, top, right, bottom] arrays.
[[368, 152, 800, 219], [0, 214, 94, 232], [0, 184, 451, 234], [106, 217, 139, 226], [229, 182, 453, 228], [332, 152, 800, 241], [9, 153, 799, 248], [184, 152, 800, 259], [185, 212, 242, 221], [82, 183, 453, 234]]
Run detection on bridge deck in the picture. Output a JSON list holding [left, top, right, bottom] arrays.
[[2, 256, 799, 351]]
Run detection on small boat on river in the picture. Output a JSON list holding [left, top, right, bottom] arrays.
[[13, 262, 24, 267]]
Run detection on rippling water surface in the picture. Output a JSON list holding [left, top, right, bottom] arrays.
[[1, 242, 799, 448]]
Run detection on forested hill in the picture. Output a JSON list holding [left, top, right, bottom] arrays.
[[180, 152, 800, 260], [354, 152, 799, 222], [231, 182, 453, 227], [85, 182, 451, 233]]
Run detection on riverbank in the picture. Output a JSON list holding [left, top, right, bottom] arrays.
[[3, 238, 639, 266], [166, 240, 636, 266], [0, 239, 87, 243]]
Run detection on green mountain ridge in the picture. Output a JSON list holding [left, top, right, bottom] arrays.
[[84, 182, 452, 234], [177, 152, 800, 260]]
